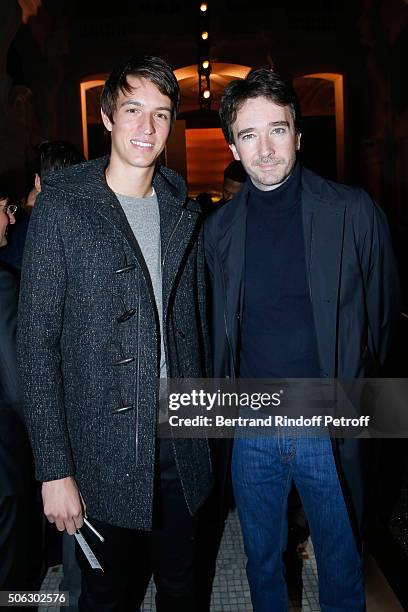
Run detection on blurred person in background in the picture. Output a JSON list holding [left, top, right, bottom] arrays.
[[24, 140, 85, 212], [0, 189, 16, 247], [0, 141, 84, 277], [0, 187, 41, 596], [197, 161, 246, 218], [219, 159, 246, 204]]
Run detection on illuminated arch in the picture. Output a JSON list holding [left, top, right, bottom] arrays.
[[174, 63, 250, 112], [294, 73, 344, 181], [80, 76, 106, 160]]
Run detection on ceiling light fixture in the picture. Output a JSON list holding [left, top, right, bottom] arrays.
[[198, 3, 211, 110]]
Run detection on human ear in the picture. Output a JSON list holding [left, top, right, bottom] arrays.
[[296, 133, 302, 151], [34, 173, 41, 192], [101, 110, 113, 132], [229, 143, 240, 161]]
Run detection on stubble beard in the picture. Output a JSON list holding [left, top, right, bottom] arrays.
[[251, 157, 295, 190]]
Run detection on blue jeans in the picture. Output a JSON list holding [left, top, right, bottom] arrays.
[[232, 432, 365, 612]]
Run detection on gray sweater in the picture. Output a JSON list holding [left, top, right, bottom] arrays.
[[117, 191, 167, 380]]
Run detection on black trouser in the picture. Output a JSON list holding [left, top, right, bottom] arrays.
[[75, 438, 197, 612], [0, 491, 43, 612], [0, 495, 30, 591]]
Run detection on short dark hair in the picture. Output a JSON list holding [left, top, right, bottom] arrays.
[[224, 160, 246, 183], [219, 67, 301, 144], [101, 55, 180, 123], [36, 141, 85, 177]]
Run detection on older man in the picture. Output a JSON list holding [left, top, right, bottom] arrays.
[[205, 67, 400, 611]]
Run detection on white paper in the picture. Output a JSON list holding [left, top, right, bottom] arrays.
[[74, 531, 104, 571]]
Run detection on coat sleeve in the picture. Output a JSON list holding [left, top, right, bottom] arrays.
[[17, 191, 75, 482], [358, 189, 401, 368]]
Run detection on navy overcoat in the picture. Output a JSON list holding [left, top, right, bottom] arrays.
[[204, 166, 400, 545]]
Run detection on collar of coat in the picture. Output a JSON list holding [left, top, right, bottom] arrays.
[[207, 165, 347, 236], [41, 154, 200, 215], [42, 156, 203, 321]]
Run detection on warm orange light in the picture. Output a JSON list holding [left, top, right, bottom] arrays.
[[203, 89, 211, 99], [80, 78, 106, 159], [185, 128, 234, 197], [202, 60, 210, 70], [201, 31, 209, 40], [200, 3, 208, 12]]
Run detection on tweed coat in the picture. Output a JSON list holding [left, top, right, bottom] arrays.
[[17, 156, 213, 530], [204, 166, 401, 546]]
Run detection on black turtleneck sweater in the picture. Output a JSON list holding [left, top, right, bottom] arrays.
[[240, 163, 321, 378]]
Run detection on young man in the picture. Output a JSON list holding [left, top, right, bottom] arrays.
[[205, 67, 400, 611], [18, 55, 212, 611]]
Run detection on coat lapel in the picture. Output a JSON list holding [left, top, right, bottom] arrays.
[[159, 199, 201, 318], [87, 163, 201, 320], [96, 191, 137, 246], [94, 188, 160, 313], [301, 170, 346, 376], [216, 184, 249, 355], [84, 157, 149, 262], [154, 170, 202, 318]]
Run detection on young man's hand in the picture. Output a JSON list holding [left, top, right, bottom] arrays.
[[42, 476, 86, 535]]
